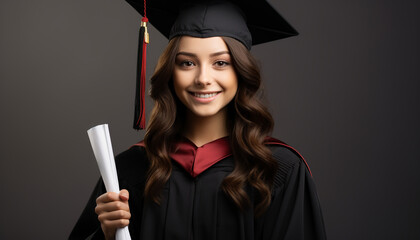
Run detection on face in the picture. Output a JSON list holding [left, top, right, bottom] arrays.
[[173, 36, 238, 118]]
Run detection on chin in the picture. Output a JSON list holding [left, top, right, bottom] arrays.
[[190, 110, 219, 118], [187, 106, 226, 118]]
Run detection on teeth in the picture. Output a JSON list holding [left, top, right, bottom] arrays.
[[194, 92, 218, 98]]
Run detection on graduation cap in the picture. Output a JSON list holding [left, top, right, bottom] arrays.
[[126, 0, 298, 130]]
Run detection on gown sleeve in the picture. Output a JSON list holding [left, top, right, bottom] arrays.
[[68, 178, 106, 240], [259, 146, 327, 240], [68, 146, 148, 240]]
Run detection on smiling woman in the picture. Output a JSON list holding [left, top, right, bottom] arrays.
[[69, 1, 326, 240], [173, 37, 238, 133]]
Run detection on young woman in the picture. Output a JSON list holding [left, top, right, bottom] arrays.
[[70, 1, 326, 240]]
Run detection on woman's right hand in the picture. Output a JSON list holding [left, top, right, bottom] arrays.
[[95, 189, 131, 240]]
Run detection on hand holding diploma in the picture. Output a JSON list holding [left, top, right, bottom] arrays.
[[87, 124, 132, 240]]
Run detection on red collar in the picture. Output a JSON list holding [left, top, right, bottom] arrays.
[[170, 137, 232, 177], [133, 137, 232, 178], [132, 136, 311, 177]]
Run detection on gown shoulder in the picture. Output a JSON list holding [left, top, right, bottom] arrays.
[[258, 143, 327, 240], [114, 145, 149, 188]]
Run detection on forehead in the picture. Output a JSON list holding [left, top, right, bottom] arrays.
[[177, 36, 229, 54]]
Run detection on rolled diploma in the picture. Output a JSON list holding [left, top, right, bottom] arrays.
[[87, 124, 131, 240]]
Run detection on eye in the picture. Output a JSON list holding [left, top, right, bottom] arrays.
[[179, 60, 195, 67], [214, 60, 229, 67]]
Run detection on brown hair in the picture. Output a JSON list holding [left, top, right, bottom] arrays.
[[144, 36, 277, 216]]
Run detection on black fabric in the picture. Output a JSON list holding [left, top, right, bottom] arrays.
[[169, 2, 252, 49], [125, 0, 298, 49], [133, 24, 145, 130], [69, 145, 326, 240]]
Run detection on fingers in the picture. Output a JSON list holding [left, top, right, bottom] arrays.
[[95, 191, 130, 214], [96, 191, 120, 205], [119, 189, 129, 201], [95, 190, 130, 213], [95, 200, 130, 214], [95, 190, 131, 239], [95, 189, 129, 206], [98, 210, 131, 227], [101, 218, 130, 233]]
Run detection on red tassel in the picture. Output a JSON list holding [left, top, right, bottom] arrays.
[[133, 17, 149, 130]]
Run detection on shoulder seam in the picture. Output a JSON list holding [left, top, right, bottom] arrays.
[[265, 137, 312, 176]]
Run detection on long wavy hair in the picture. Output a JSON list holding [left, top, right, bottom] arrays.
[[144, 36, 277, 216]]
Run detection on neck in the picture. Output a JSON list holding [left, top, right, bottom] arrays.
[[183, 109, 229, 147]]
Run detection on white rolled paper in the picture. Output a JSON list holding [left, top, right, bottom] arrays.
[[87, 124, 131, 240]]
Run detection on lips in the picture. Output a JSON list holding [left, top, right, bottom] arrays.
[[188, 91, 221, 103], [189, 91, 221, 99]]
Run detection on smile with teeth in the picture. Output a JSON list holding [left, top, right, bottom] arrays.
[[192, 92, 220, 98]]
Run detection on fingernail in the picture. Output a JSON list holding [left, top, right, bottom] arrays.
[[120, 191, 129, 199]]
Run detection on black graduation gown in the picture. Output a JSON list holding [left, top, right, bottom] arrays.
[[69, 140, 326, 240]]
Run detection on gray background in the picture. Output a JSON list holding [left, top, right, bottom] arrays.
[[1, 0, 419, 239]]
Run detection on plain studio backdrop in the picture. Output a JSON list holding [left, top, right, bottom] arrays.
[[1, 0, 419, 239]]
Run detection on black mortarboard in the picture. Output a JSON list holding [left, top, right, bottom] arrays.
[[127, 0, 298, 130]]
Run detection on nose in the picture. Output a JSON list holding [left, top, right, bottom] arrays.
[[195, 65, 211, 86]]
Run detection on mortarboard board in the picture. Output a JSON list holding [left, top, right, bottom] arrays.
[[126, 0, 298, 130]]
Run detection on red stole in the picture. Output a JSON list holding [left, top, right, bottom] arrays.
[[133, 136, 311, 177]]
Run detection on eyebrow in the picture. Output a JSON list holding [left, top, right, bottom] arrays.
[[176, 51, 230, 57]]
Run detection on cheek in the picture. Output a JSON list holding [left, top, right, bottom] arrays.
[[173, 70, 193, 88], [173, 72, 189, 101], [223, 72, 238, 95]]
